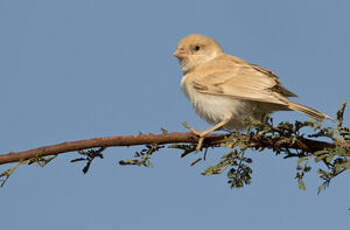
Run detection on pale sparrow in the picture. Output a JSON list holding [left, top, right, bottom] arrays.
[[173, 34, 332, 151]]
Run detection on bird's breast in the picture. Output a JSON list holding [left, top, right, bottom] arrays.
[[180, 76, 261, 130]]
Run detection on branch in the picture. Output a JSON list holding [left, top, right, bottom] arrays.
[[0, 131, 339, 166], [1, 101, 349, 191]]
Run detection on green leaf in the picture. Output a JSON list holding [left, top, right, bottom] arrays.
[[298, 179, 306, 191], [182, 121, 191, 129], [160, 128, 168, 134]]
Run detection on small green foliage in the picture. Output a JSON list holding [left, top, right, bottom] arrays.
[[0, 161, 21, 187], [176, 101, 349, 193], [295, 156, 311, 190], [160, 128, 168, 134], [70, 147, 105, 174], [202, 149, 252, 189], [168, 144, 197, 158], [244, 102, 349, 193], [119, 144, 164, 168], [0, 155, 58, 187], [182, 121, 191, 130], [27, 155, 57, 167], [336, 101, 346, 128]]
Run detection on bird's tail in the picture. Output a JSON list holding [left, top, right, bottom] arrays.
[[288, 102, 333, 121]]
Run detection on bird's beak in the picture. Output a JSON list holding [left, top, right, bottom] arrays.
[[173, 49, 185, 60]]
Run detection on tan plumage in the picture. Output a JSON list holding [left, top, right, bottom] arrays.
[[174, 34, 332, 150]]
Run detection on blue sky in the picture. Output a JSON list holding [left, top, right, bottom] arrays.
[[0, 0, 349, 229]]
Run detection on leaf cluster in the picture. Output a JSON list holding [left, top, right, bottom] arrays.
[[171, 101, 350, 192]]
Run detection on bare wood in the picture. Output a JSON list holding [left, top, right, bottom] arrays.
[[0, 132, 340, 165]]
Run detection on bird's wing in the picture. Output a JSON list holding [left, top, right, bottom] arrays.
[[190, 55, 296, 105], [250, 64, 297, 97]]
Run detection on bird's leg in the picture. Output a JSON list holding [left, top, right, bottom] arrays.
[[192, 114, 232, 152]]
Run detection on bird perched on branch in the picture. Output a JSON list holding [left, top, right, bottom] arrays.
[[173, 34, 332, 151]]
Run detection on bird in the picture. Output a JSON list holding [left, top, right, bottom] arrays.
[[173, 34, 332, 151]]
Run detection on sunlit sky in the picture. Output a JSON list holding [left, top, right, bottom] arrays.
[[0, 1, 349, 229]]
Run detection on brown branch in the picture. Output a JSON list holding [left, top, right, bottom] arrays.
[[0, 131, 338, 165]]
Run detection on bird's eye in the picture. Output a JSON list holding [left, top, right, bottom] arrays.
[[194, 45, 200, 51]]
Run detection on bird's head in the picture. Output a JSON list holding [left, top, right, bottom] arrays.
[[174, 34, 223, 74]]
